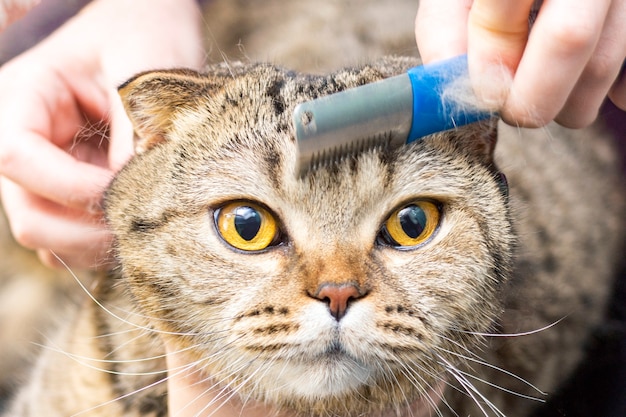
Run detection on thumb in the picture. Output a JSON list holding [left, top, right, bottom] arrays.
[[107, 89, 135, 172]]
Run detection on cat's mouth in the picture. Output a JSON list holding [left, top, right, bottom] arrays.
[[316, 340, 362, 369], [325, 340, 346, 355], [317, 339, 365, 367]]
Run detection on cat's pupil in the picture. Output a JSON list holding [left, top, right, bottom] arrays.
[[234, 206, 262, 241], [398, 205, 427, 239]]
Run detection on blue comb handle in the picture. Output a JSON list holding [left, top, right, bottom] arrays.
[[293, 54, 493, 176], [406, 54, 491, 142]]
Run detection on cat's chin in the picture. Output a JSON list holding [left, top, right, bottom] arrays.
[[264, 377, 446, 417], [258, 350, 374, 398], [246, 353, 447, 416]]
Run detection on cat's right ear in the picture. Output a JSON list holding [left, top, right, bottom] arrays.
[[118, 69, 220, 154], [448, 118, 499, 166]]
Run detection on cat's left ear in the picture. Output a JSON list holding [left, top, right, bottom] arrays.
[[118, 69, 221, 154]]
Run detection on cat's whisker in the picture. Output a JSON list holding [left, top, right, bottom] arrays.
[[451, 372, 500, 417], [33, 341, 168, 377], [52, 254, 186, 336], [378, 360, 417, 416], [437, 355, 507, 417], [70, 354, 213, 417], [457, 369, 545, 403], [409, 357, 467, 417], [392, 361, 448, 417], [101, 328, 164, 359], [70, 374, 170, 417], [437, 333, 486, 360], [180, 354, 265, 417], [52, 252, 238, 340], [453, 316, 568, 338], [434, 345, 547, 398], [32, 341, 168, 370]]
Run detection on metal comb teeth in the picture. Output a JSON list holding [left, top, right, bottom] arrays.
[[293, 73, 413, 177], [306, 132, 398, 175]]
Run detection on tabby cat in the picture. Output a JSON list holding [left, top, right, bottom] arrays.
[[1, 54, 624, 417]]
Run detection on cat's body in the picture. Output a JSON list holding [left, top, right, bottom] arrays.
[[2, 55, 624, 417]]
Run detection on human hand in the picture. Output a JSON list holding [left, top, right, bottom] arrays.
[[0, 0, 205, 269], [415, 0, 626, 128], [0, 0, 39, 31]]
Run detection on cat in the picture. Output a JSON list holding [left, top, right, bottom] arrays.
[[1, 54, 624, 417]]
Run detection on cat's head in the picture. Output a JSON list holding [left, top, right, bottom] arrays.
[[106, 58, 512, 416]]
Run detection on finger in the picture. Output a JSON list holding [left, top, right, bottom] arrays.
[[555, 0, 626, 127], [468, 0, 535, 70], [108, 89, 135, 172], [503, 0, 612, 126], [37, 247, 116, 271], [0, 58, 110, 149], [0, 63, 114, 211], [1, 179, 113, 268], [0, 131, 113, 211], [609, 63, 626, 110], [0, 0, 39, 31], [415, 0, 472, 64], [467, 0, 535, 106]]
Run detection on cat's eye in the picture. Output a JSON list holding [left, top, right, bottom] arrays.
[[377, 200, 441, 248], [215, 202, 280, 252]]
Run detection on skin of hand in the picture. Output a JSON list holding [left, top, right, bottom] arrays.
[[0, 0, 40, 31], [415, 0, 626, 128], [0, 0, 205, 269]]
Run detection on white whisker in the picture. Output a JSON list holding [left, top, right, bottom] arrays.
[[434, 346, 547, 397], [457, 369, 545, 403], [456, 316, 567, 338], [438, 355, 506, 417], [70, 374, 169, 417]]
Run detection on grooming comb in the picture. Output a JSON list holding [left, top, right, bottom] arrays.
[[292, 55, 492, 176]]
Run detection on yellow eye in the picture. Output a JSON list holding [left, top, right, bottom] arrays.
[[215, 202, 279, 252], [378, 201, 441, 248]]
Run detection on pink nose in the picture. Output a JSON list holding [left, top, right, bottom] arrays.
[[313, 283, 366, 320]]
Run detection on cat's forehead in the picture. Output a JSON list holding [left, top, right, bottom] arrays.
[[114, 61, 499, 240], [174, 64, 484, 207], [168, 64, 399, 185]]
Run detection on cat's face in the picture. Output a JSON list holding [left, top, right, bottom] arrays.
[[106, 61, 512, 416]]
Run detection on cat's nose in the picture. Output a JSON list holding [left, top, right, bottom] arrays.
[[313, 283, 366, 320]]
